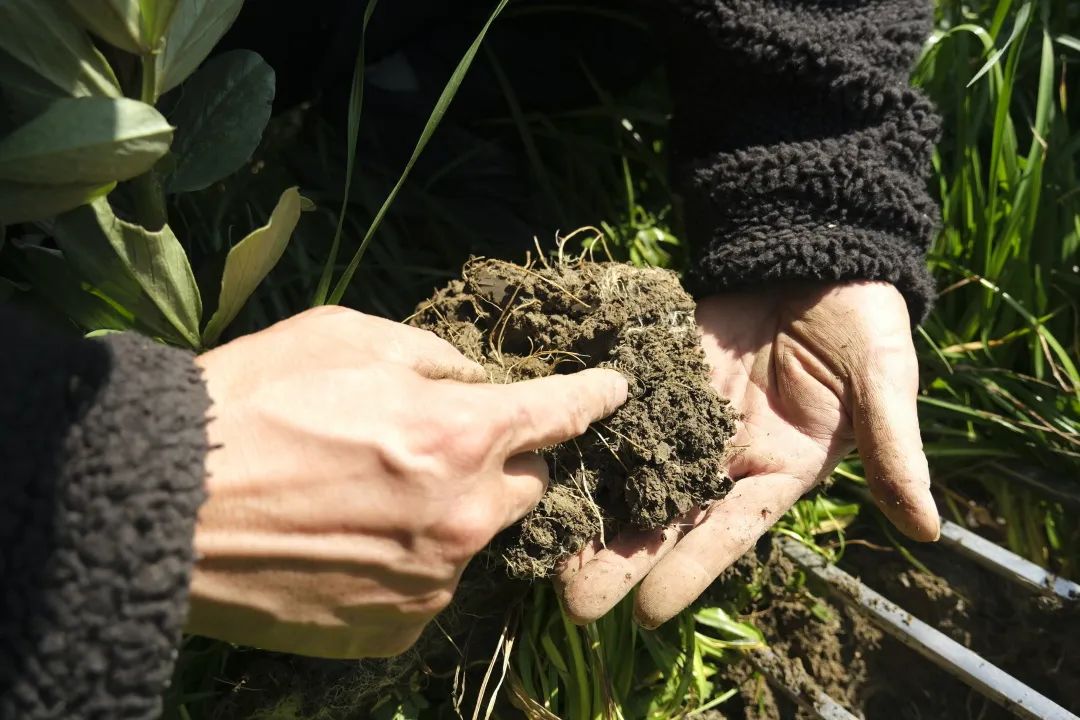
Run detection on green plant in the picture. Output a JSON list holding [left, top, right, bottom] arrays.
[[508, 586, 762, 720], [0, 0, 304, 349], [896, 0, 1079, 574]]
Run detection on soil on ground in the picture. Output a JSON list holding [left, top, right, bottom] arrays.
[[409, 257, 737, 577], [709, 519, 1080, 719]]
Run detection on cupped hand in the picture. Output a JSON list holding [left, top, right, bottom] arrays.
[[188, 306, 627, 659], [556, 282, 939, 628]]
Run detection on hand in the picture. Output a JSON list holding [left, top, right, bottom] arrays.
[[556, 282, 939, 627], [188, 306, 628, 658]]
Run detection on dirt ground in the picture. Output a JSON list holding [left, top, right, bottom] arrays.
[[711, 520, 1080, 719]]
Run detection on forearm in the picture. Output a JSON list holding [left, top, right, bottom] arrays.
[[656, 0, 941, 321], [0, 309, 209, 720]]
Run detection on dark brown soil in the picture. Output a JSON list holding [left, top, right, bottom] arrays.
[[709, 519, 1080, 719], [409, 258, 736, 577]]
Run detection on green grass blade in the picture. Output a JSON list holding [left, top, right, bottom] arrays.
[[311, 0, 379, 307], [967, 0, 1032, 88], [327, 0, 510, 305]]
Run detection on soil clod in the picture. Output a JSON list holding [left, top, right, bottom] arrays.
[[410, 258, 737, 577]]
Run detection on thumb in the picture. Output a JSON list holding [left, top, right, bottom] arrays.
[[851, 350, 940, 542]]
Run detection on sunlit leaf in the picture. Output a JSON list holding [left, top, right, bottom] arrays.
[[140, 0, 181, 45], [67, 0, 147, 54], [0, 0, 121, 100], [201, 187, 304, 346], [155, 0, 245, 96], [0, 98, 173, 185], [0, 179, 115, 225], [967, 0, 1033, 87], [53, 199, 202, 348], [67, 0, 182, 53], [165, 50, 275, 194]]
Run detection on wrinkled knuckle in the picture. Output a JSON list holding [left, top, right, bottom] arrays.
[[569, 401, 595, 438], [552, 396, 593, 441], [437, 500, 500, 561], [406, 587, 456, 620], [442, 404, 498, 468]]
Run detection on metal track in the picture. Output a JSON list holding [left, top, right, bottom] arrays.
[[777, 537, 1079, 720], [938, 520, 1080, 602], [747, 646, 859, 720]]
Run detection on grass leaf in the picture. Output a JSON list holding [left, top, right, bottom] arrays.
[[326, 0, 511, 305], [311, 0, 380, 307]]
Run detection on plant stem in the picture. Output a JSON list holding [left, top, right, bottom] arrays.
[[140, 53, 158, 105], [131, 170, 168, 231], [131, 54, 168, 230], [559, 598, 592, 720]]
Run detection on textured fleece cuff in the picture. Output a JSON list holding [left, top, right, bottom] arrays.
[[661, 0, 942, 324], [1, 322, 209, 720], [678, 128, 939, 324]]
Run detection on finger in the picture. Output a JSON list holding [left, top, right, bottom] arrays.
[[420, 357, 488, 383], [499, 452, 552, 528], [403, 333, 487, 383], [486, 369, 629, 455], [851, 351, 940, 542], [558, 508, 707, 625], [634, 473, 812, 629], [368, 316, 488, 382], [553, 537, 604, 589]]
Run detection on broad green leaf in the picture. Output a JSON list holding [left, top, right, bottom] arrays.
[[165, 50, 275, 194], [0, 0, 121, 99], [10, 243, 133, 332], [140, 0, 181, 47], [67, 0, 182, 54], [67, 0, 147, 54], [0, 98, 174, 185], [53, 199, 203, 348], [155, 0, 245, 96], [202, 187, 304, 346], [0, 178, 115, 225]]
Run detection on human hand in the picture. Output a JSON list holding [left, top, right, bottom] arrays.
[[556, 282, 939, 627], [188, 306, 628, 658]]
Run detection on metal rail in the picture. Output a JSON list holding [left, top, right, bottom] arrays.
[[780, 538, 1079, 720], [938, 520, 1080, 603], [847, 484, 1078, 602], [747, 646, 859, 720]]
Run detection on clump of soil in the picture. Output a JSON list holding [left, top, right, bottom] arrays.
[[409, 257, 737, 577]]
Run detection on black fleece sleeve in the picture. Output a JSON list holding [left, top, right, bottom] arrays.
[[0, 308, 209, 720], [657, 0, 941, 322]]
